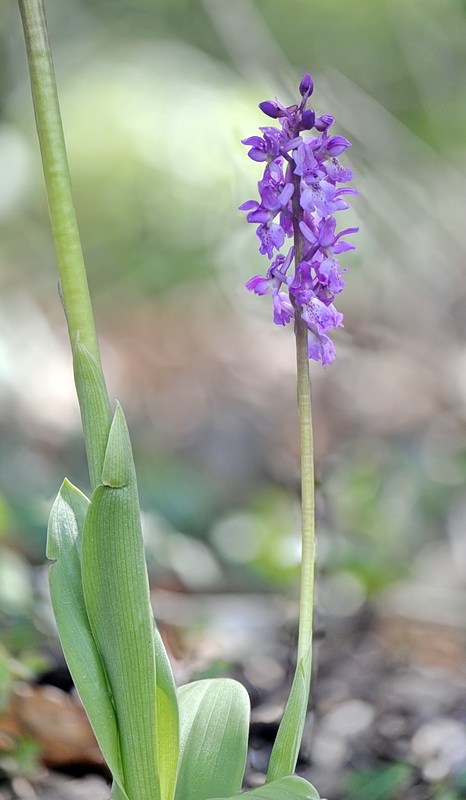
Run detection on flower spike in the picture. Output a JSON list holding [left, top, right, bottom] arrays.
[[240, 75, 357, 365]]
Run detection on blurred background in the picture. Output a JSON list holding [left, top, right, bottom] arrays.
[[1, 0, 466, 798]]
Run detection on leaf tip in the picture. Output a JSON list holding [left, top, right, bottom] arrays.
[[100, 402, 133, 489]]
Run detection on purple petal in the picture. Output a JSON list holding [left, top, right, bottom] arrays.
[[239, 200, 259, 211], [257, 222, 285, 258], [317, 258, 346, 293], [241, 136, 265, 147], [279, 183, 294, 206], [248, 149, 269, 162], [326, 158, 353, 183], [333, 241, 355, 254], [314, 114, 335, 132], [300, 109, 316, 130], [247, 207, 270, 223], [307, 330, 337, 365], [245, 275, 272, 295], [325, 136, 351, 156], [259, 101, 283, 118], [273, 292, 294, 325], [299, 220, 316, 244]]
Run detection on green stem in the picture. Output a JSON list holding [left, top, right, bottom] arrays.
[[18, 0, 100, 362], [294, 313, 315, 663], [291, 174, 315, 664], [265, 176, 317, 782], [18, 0, 111, 488]]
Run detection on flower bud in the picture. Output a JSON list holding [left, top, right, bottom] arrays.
[[300, 109, 316, 130], [314, 114, 334, 132], [258, 101, 283, 118], [299, 74, 314, 97]]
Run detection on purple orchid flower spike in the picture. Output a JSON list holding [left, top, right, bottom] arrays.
[[240, 75, 358, 364]]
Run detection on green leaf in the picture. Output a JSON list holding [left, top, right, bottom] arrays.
[[175, 678, 249, 800], [111, 781, 129, 800], [267, 645, 311, 782], [73, 336, 112, 491], [207, 774, 320, 800], [346, 763, 413, 800], [154, 623, 179, 800], [82, 404, 159, 800], [47, 479, 128, 799]]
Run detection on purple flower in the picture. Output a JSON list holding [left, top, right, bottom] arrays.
[[303, 216, 355, 249], [307, 330, 337, 365], [246, 249, 295, 325], [301, 297, 344, 334], [240, 74, 358, 364], [256, 222, 285, 258], [322, 135, 352, 157], [241, 127, 284, 161], [273, 292, 294, 325]]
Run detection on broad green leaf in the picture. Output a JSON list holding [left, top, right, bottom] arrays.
[[267, 646, 312, 782], [207, 774, 320, 800], [175, 678, 249, 800], [73, 336, 112, 491], [154, 623, 179, 800], [47, 479, 128, 800], [82, 404, 159, 800]]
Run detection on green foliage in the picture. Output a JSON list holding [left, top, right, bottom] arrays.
[[73, 336, 112, 491], [0, 735, 42, 780], [82, 404, 159, 800], [267, 646, 311, 782], [435, 793, 464, 800], [154, 624, 179, 800], [48, 451, 319, 800], [346, 763, 413, 800], [207, 775, 320, 800], [47, 478, 127, 799], [176, 679, 249, 800]]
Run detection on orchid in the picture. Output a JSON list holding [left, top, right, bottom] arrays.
[[241, 75, 358, 364]]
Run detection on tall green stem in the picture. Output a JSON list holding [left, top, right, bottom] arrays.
[[294, 314, 315, 662], [18, 0, 111, 488], [291, 175, 315, 664], [266, 172, 316, 783], [18, 0, 100, 362]]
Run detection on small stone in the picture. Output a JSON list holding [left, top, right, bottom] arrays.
[[377, 712, 410, 739], [411, 718, 466, 771], [322, 699, 376, 737], [422, 757, 451, 782], [312, 728, 349, 768]]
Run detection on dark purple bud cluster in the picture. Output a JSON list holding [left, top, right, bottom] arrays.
[[240, 75, 358, 364]]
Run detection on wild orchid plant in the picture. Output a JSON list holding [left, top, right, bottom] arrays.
[[18, 2, 356, 799]]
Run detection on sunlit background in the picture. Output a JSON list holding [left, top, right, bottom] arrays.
[[1, 1, 466, 798]]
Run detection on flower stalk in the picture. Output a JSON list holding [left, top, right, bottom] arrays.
[[294, 313, 315, 664], [240, 75, 357, 779], [18, 0, 111, 488], [292, 168, 315, 665]]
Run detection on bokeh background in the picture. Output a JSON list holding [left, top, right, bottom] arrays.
[[1, 1, 466, 798]]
